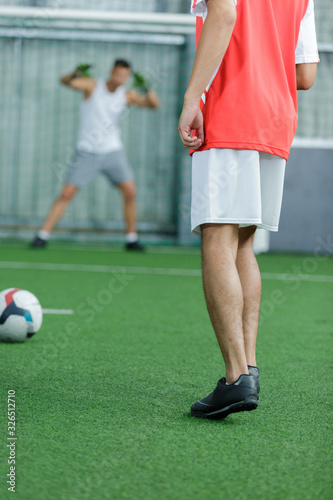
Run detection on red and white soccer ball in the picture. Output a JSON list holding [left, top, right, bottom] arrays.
[[0, 288, 43, 343]]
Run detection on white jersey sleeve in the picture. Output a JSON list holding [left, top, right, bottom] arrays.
[[191, 0, 207, 17], [191, 0, 237, 18], [295, 0, 320, 63]]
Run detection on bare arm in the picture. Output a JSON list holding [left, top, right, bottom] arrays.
[[296, 63, 317, 90], [60, 73, 97, 98], [178, 0, 237, 149], [185, 0, 236, 104], [126, 89, 161, 109], [60, 73, 77, 86]]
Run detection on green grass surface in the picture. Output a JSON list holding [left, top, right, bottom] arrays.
[[1, 243, 332, 500]]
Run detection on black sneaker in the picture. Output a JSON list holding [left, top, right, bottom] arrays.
[[248, 365, 260, 398], [125, 240, 145, 251], [31, 236, 48, 248], [191, 374, 258, 420]]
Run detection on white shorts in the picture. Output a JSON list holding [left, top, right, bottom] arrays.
[[191, 149, 286, 234]]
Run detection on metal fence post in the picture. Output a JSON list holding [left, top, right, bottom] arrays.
[[9, 36, 23, 218], [155, 0, 166, 12]]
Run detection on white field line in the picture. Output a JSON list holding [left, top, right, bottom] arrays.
[[0, 261, 332, 283], [0, 261, 201, 276], [43, 309, 74, 315], [260, 272, 333, 283]]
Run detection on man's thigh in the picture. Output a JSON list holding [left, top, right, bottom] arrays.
[[259, 152, 286, 232], [66, 149, 100, 188], [100, 150, 134, 186], [191, 148, 262, 234]]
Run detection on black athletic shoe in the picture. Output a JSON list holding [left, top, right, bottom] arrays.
[[248, 366, 260, 398], [125, 240, 145, 251], [31, 236, 48, 249], [191, 374, 258, 420]]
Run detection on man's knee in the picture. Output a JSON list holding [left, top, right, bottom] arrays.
[[120, 182, 136, 201], [59, 185, 77, 203]]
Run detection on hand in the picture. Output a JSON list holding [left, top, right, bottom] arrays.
[[74, 63, 92, 78], [178, 100, 204, 149], [132, 72, 150, 93]]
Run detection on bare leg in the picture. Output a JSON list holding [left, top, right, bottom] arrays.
[[236, 226, 261, 367], [201, 223, 248, 384], [117, 181, 137, 234], [41, 184, 78, 233]]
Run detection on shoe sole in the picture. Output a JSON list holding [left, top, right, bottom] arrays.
[[191, 397, 258, 420]]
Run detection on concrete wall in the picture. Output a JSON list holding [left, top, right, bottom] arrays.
[[270, 146, 333, 254]]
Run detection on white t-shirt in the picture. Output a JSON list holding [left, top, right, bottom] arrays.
[[77, 79, 127, 154], [295, 0, 320, 63], [191, 0, 319, 63]]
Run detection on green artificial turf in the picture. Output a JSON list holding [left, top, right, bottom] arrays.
[[1, 242, 332, 500]]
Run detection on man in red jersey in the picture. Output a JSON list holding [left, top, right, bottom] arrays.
[[178, 0, 319, 419]]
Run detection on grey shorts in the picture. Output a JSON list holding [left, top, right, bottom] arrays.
[[66, 149, 134, 188]]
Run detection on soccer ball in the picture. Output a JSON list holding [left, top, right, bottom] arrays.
[[0, 288, 43, 343]]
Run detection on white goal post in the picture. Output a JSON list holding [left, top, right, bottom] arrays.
[[0, 6, 196, 35]]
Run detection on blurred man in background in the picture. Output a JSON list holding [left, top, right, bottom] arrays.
[[31, 59, 160, 251]]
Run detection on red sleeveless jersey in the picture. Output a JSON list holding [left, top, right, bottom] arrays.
[[192, 0, 309, 159]]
